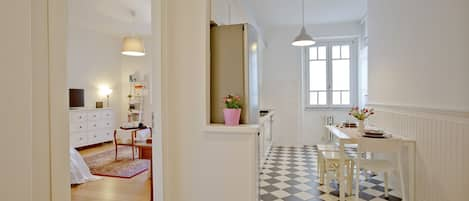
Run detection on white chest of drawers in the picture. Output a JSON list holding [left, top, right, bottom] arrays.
[[69, 108, 114, 148]]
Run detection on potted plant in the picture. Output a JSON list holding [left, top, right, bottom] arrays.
[[349, 106, 375, 132], [223, 94, 242, 126]]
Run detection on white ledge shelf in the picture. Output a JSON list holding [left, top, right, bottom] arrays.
[[204, 124, 260, 134]]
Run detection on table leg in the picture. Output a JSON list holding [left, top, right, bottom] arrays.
[[339, 142, 345, 201], [408, 142, 416, 201]]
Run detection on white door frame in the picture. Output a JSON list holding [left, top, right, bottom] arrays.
[[48, 0, 167, 200]]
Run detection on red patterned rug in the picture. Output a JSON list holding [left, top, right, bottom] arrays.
[[83, 146, 150, 178]]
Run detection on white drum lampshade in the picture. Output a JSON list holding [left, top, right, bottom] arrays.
[[121, 36, 145, 56]]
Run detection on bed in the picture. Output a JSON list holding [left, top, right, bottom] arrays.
[[70, 148, 101, 184]]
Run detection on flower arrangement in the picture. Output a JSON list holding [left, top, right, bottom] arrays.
[[349, 106, 375, 120], [223, 94, 242, 109]]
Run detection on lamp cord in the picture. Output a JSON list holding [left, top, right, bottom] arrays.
[[302, 0, 305, 26]]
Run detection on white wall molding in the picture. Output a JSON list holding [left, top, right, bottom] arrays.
[[368, 103, 469, 125], [368, 104, 469, 201]]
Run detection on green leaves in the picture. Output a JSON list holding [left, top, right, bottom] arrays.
[[223, 94, 242, 109]]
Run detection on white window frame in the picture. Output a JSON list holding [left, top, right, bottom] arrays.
[[304, 39, 358, 109]]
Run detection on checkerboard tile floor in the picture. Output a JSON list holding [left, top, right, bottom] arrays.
[[259, 146, 402, 201]]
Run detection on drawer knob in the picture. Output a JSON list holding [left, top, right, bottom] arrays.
[[79, 126, 82, 128]]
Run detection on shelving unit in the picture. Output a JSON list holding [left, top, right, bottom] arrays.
[[127, 81, 145, 123]]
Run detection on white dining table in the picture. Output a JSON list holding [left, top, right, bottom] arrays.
[[325, 125, 416, 201]]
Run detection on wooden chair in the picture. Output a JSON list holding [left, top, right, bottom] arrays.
[[319, 150, 354, 195], [114, 128, 152, 160], [354, 138, 406, 200], [316, 144, 339, 177]]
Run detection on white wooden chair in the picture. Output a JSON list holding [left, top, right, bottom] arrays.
[[354, 138, 406, 200], [317, 144, 339, 177], [319, 151, 354, 195]]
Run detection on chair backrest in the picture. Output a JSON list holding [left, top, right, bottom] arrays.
[[357, 138, 402, 154]]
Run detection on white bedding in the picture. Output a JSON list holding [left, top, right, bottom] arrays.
[[70, 148, 101, 184]]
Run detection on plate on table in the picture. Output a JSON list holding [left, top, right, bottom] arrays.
[[362, 133, 391, 138], [364, 128, 385, 135]]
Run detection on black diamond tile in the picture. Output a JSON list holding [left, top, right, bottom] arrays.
[[285, 173, 300, 178], [286, 168, 298, 172], [262, 185, 279, 193], [282, 195, 304, 201], [358, 191, 376, 200], [284, 179, 301, 186], [264, 178, 281, 184], [283, 186, 302, 194], [271, 162, 283, 166], [269, 166, 282, 171], [379, 194, 402, 201], [371, 185, 391, 192], [329, 190, 351, 197], [358, 185, 368, 191], [260, 193, 278, 201], [267, 172, 282, 178], [306, 188, 324, 196], [366, 178, 383, 185]]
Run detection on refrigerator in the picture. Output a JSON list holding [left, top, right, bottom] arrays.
[[210, 23, 260, 124]]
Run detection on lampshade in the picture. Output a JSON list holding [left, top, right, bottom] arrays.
[[291, 26, 316, 47], [291, 0, 315, 47], [121, 36, 145, 56]]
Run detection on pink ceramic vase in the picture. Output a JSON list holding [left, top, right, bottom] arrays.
[[223, 108, 241, 126]]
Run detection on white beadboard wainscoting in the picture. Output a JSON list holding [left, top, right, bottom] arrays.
[[368, 104, 469, 201]]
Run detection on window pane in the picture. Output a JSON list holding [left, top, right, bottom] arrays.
[[309, 47, 317, 60], [318, 46, 326, 60], [341, 45, 350, 59], [332, 45, 341, 59], [309, 61, 327, 90], [342, 91, 350, 105], [318, 92, 327, 105], [333, 91, 341, 105], [332, 60, 350, 90], [310, 92, 318, 105]]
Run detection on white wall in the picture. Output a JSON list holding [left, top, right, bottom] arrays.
[[262, 22, 361, 146], [368, 0, 469, 111], [68, 0, 153, 127], [368, 1, 469, 201], [161, 0, 259, 200], [67, 23, 123, 125]]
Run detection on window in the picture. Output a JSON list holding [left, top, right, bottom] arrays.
[[305, 41, 357, 108]]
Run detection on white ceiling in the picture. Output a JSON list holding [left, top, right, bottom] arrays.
[[69, 0, 151, 36], [251, 0, 367, 27]]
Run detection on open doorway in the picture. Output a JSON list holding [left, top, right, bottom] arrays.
[[66, 0, 155, 200]]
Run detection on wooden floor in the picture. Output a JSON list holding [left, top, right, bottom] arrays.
[[71, 143, 151, 201]]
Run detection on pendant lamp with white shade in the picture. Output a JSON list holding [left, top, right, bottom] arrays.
[[121, 10, 146, 56], [122, 36, 145, 56], [292, 0, 315, 47]]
